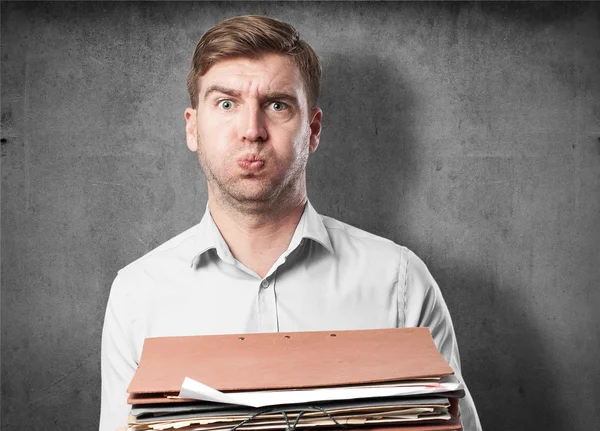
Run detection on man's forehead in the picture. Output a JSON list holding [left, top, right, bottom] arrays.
[[199, 54, 304, 96]]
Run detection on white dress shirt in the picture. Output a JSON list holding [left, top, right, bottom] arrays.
[[100, 202, 482, 431]]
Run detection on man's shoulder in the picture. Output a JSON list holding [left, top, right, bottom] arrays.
[[117, 223, 200, 277], [318, 214, 410, 257]]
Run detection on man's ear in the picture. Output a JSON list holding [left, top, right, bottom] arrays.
[[308, 107, 322, 153], [184, 108, 198, 152]]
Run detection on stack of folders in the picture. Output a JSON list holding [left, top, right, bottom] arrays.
[[126, 328, 465, 431]]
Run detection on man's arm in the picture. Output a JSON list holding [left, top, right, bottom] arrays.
[[100, 274, 138, 431], [402, 251, 483, 431]]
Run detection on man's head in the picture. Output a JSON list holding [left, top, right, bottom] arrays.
[[187, 15, 321, 110], [184, 16, 323, 212]]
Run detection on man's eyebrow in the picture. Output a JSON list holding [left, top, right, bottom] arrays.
[[203, 86, 299, 106], [265, 92, 299, 106], [203, 85, 241, 101]]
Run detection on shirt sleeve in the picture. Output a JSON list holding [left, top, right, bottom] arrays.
[[402, 250, 483, 431], [100, 273, 138, 431]]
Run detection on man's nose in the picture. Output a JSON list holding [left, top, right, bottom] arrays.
[[240, 105, 268, 143]]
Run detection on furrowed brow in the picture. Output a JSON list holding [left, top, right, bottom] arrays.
[[266, 92, 299, 106], [203, 85, 241, 101]]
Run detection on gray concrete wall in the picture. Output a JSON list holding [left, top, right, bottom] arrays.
[[2, 2, 599, 430]]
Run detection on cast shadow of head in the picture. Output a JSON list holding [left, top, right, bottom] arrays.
[[307, 52, 414, 242], [307, 52, 568, 431]]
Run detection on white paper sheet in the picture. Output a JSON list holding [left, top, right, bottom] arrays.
[[179, 376, 463, 408]]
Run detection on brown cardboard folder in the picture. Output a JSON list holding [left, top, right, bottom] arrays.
[[128, 327, 454, 401]]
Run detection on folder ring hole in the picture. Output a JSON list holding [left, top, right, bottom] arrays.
[[284, 335, 291, 339], [238, 336, 245, 341], [330, 333, 336, 337]]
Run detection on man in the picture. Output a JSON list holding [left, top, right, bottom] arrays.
[[100, 15, 482, 431]]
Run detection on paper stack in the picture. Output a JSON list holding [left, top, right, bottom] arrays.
[[126, 328, 464, 431]]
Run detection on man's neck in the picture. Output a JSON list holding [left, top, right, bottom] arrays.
[[208, 195, 307, 279]]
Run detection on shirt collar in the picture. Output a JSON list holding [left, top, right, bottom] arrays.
[[191, 204, 229, 265], [189, 200, 334, 267], [301, 201, 334, 254]]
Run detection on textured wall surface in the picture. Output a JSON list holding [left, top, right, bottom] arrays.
[[2, 2, 599, 430]]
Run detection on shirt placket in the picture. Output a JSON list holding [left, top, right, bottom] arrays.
[[257, 272, 279, 332]]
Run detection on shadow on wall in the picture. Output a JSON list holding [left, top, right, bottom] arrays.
[[308, 52, 416, 244], [438, 258, 569, 431], [307, 51, 569, 431]]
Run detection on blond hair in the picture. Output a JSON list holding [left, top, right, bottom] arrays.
[[187, 15, 321, 109]]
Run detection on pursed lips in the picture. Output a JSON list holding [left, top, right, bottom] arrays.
[[237, 154, 265, 171]]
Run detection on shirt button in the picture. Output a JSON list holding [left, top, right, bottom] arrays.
[[261, 279, 269, 288]]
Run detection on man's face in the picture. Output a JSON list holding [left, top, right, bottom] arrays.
[[185, 54, 322, 208]]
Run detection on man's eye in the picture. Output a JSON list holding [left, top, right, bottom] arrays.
[[218, 100, 235, 110], [268, 101, 287, 112]]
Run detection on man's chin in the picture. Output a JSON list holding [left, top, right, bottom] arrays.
[[224, 185, 280, 206], [209, 176, 292, 208]]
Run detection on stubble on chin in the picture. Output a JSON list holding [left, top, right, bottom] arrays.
[[196, 147, 282, 211], [195, 135, 309, 216]]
